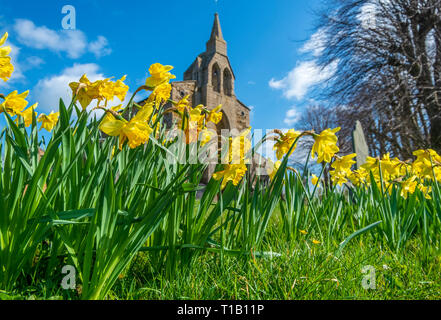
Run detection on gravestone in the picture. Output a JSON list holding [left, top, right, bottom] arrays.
[[352, 120, 369, 169]]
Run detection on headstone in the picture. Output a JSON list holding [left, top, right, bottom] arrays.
[[352, 120, 369, 169]]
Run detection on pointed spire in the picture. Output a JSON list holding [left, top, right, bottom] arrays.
[[206, 13, 227, 56], [210, 13, 224, 41]]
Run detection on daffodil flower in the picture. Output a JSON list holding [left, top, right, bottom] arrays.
[[147, 82, 172, 106], [16, 103, 37, 127], [38, 111, 59, 132], [311, 127, 340, 163], [213, 163, 247, 189], [145, 63, 176, 88], [311, 174, 319, 186], [207, 104, 223, 124], [69, 74, 129, 110], [0, 90, 29, 115], [0, 32, 14, 82], [267, 160, 282, 181], [99, 104, 154, 150], [273, 129, 302, 160]]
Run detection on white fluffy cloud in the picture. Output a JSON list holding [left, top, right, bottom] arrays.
[[269, 60, 338, 100], [299, 28, 327, 57], [13, 19, 111, 59], [25, 56, 45, 68], [89, 36, 112, 58], [283, 107, 301, 126]]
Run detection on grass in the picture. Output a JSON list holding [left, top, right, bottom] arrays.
[[5, 209, 441, 300]]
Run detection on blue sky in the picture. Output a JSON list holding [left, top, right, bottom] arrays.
[[0, 0, 327, 135]]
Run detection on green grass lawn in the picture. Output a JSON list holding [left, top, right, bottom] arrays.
[[7, 217, 441, 300], [112, 240, 441, 300]]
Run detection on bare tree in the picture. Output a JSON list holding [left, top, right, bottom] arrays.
[[311, 0, 441, 158]]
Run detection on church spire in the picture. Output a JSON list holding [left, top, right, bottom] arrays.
[[206, 13, 227, 56], [210, 13, 224, 41]]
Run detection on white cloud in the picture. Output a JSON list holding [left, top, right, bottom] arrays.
[[13, 19, 111, 59], [299, 28, 327, 57], [25, 56, 45, 68], [89, 36, 112, 58], [269, 60, 338, 100], [14, 19, 86, 58], [283, 107, 301, 126]]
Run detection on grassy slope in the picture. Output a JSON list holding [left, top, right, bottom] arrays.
[[109, 239, 441, 300], [5, 206, 441, 300]]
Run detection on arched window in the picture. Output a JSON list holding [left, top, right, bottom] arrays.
[[223, 69, 233, 96], [212, 63, 221, 93]]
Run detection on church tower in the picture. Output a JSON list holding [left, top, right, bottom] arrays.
[[145, 14, 253, 183], [167, 13, 250, 133]]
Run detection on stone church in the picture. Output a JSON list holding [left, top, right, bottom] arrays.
[[141, 14, 268, 183], [166, 13, 251, 133]]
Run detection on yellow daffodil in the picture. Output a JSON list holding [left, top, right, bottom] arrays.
[[418, 184, 432, 200], [332, 154, 356, 174], [99, 104, 153, 150], [361, 157, 379, 172], [412, 149, 441, 180], [0, 32, 10, 53], [173, 95, 190, 113], [400, 176, 418, 199], [311, 174, 319, 186], [145, 63, 176, 88], [148, 82, 172, 106], [0, 90, 29, 115], [16, 103, 37, 127], [273, 129, 302, 160], [267, 160, 282, 181], [177, 104, 205, 144], [69, 75, 129, 110], [227, 128, 252, 164], [330, 170, 348, 187], [213, 163, 247, 189], [348, 168, 368, 186], [299, 229, 308, 235], [0, 56, 14, 82], [200, 127, 215, 147], [379, 153, 402, 181], [312, 239, 321, 245], [311, 127, 340, 163], [0, 32, 14, 81], [207, 104, 223, 124], [38, 111, 59, 132], [99, 75, 129, 103], [69, 74, 102, 110]]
